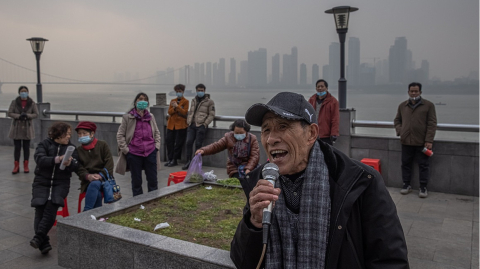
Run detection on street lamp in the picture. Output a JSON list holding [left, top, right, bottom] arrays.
[[325, 6, 358, 109], [27, 37, 48, 103]]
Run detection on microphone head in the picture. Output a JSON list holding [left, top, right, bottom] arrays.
[[262, 163, 279, 182]]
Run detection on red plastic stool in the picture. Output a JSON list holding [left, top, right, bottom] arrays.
[[54, 198, 69, 226], [78, 191, 104, 213], [168, 171, 187, 186], [361, 158, 382, 174]]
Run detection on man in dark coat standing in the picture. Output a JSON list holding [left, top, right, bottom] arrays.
[[394, 82, 437, 198], [230, 92, 409, 269]]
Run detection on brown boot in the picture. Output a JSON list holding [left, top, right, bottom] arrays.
[[12, 161, 20, 174], [24, 160, 29, 173]]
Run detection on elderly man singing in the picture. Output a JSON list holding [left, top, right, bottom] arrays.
[[230, 92, 409, 269]]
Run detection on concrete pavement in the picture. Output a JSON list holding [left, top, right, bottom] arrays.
[[0, 145, 477, 268]]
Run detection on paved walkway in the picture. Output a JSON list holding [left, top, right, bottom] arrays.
[[0, 145, 477, 268]]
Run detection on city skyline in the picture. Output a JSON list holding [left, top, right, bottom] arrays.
[[0, 0, 477, 84]]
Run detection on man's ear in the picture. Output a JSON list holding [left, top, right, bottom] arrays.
[[307, 124, 319, 144], [90, 131, 95, 137]]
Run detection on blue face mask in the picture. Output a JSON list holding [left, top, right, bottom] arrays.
[[78, 135, 92, 145], [234, 133, 246, 141], [176, 92, 183, 98], [197, 91, 205, 98], [317, 91, 327, 96], [19, 92, 28, 99], [136, 101, 149, 110]]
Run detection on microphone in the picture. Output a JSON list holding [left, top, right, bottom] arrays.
[[261, 163, 279, 244]]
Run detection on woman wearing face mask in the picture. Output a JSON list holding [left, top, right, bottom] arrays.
[[74, 121, 114, 211], [30, 122, 78, 254], [195, 119, 259, 179], [165, 84, 189, 167], [115, 93, 161, 196], [8, 86, 39, 174]]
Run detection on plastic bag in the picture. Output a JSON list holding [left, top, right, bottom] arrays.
[[184, 153, 204, 183], [203, 170, 217, 181]]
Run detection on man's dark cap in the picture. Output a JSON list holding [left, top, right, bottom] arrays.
[[245, 92, 317, 126]]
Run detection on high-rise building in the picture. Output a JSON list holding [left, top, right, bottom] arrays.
[[281, 47, 299, 86], [218, 58, 226, 86], [329, 42, 340, 86], [347, 37, 360, 87], [300, 63, 307, 85], [272, 53, 280, 86], [206, 62, 212, 86], [247, 48, 267, 88], [312, 64, 319, 85], [421, 60, 430, 83], [322, 65, 330, 83], [212, 62, 218, 86], [389, 37, 408, 84], [200, 63, 205, 84], [228, 58, 236, 86], [375, 59, 389, 85], [291, 47, 298, 86], [194, 63, 200, 85], [238, 60, 248, 87]]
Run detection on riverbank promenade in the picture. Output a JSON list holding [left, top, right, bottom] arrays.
[[0, 145, 477, 268]]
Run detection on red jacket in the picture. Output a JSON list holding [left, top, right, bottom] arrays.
[[308, 92, 340, 138]]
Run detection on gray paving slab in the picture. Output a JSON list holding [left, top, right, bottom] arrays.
[[0, 145, 477, 268]]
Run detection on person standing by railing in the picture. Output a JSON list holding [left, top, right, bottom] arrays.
[[182, 84, 215, 170], [165, 84, 189, 167], [115, 93, 161, 197], [394, 82, 437, 198], [308, 79, 339, 145], [8, 86, 39, 174]]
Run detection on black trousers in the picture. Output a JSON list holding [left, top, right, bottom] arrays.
[[126, 149, 158, 196], [34, 200, 59, 239], [185, 124, 207, 159], [166, 128, 187, 161], [14, 139, 30, 161], [401, 145, 430, 187]]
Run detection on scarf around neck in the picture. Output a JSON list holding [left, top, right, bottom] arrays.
[[266, 141, 331, 269]]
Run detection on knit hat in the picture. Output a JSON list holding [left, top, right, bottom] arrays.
[[75, 121, 97, 132]]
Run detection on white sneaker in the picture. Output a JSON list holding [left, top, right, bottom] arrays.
[[419, 187, 428, 198], [400, 184, 412, 195]]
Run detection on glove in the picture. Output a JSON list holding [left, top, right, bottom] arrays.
[[331, 136, 337, 143], [19, 112, 27, 120]]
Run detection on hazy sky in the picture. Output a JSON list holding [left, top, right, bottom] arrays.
[[0, 0, 478, 82]]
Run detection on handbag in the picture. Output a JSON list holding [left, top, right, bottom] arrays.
[[100, 168, 122, 203]]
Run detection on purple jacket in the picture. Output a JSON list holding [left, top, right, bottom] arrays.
[[128, 109, 156, 157]]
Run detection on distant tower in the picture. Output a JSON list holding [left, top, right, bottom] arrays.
[[347, 37, 360, 87], [229, 58, 236, 86], [322, 65, 330, 84], [300, 63, 307, 85], [421, 60, 430, 83], [291, 47, 298, 86], [247, 48, 267, 88], [272, 53, 280, 86], [206, 62, 212, 86], [218, 58, 226, 86], [389, 37, 408, 84], [312, 64, 319, 85], [329, 42, 340, 86], [200, 63, 205, 84], [238, 60, 248, 87]]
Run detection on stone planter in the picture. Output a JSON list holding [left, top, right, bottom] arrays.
[[57, 182, 236, 269]]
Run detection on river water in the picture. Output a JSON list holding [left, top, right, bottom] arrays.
[[0, 84, 478, 142]]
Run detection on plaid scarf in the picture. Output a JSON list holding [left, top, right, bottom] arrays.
[[266, 141, 331, 269]]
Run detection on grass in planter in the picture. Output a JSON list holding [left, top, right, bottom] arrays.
[[107, 185, 246, 250]]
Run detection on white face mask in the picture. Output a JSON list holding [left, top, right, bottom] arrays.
[[409, 96, 419, 101]]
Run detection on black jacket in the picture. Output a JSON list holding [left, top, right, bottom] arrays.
[[230, 140, 409, 269], [31, 138, 79, 207]]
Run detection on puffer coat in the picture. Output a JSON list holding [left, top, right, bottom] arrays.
[[8, 97, 39, 140], [31, 138, 79, 208], [186, 96, 215, 127]]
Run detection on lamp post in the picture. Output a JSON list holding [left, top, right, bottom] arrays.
[[325, 6, 358, 109], [26, 37, 48, 103]]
